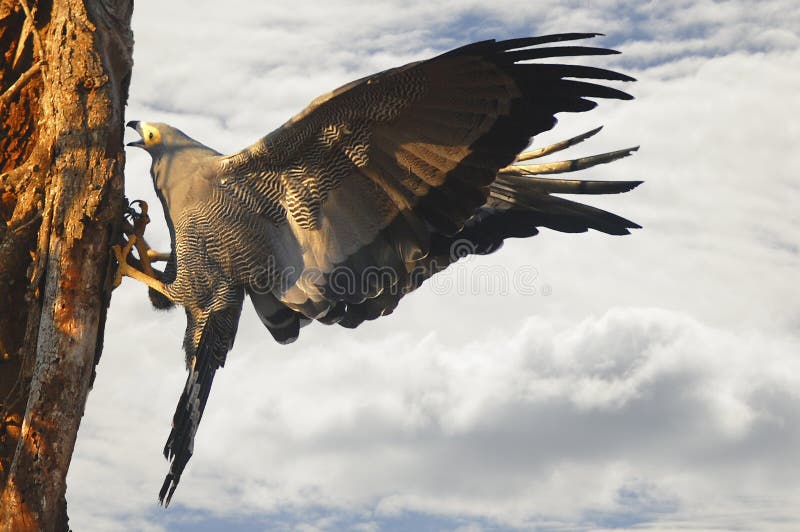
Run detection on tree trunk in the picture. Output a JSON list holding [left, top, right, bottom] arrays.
[[0, 1, 133, 530]]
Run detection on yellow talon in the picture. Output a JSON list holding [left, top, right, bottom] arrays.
[[112, 235, 137, 288]]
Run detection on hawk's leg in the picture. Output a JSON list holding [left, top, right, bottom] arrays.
[[147, 249, 171, 262], [123, 200, 170, 276], [112, 235, 172, 299], [112, 200, 174, 301]]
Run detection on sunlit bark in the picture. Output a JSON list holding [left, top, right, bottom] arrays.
[[0, 1, 133, 529]]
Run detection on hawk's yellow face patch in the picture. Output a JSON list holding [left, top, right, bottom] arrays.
[[141, 123, 162, 147]]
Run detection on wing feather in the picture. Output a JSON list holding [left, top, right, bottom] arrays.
[[217, 33, 640, 328]]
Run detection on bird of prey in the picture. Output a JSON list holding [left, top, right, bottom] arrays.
[[115, 32, 642, 505]]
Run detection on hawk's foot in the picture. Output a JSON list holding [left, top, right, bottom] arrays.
[[112, 235, 137, 289], [111, 234, 172, 299]]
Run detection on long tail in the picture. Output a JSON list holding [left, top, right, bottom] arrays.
[[159, 349, 219, 506], [159, 306, 241, 506]]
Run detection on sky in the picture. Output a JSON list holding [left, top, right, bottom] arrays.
[[65, 1, 800, 530]]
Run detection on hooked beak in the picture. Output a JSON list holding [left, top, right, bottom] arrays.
[[126, 120, 145, 148]]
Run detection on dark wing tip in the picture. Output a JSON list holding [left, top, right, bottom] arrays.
[[158, 474, 178, 507], [620, 216, 643, 231], [625, 179, 644, 191], [502, 45, 622, 64], [498, 32, 604, 51], [613, 88, 634, 100]]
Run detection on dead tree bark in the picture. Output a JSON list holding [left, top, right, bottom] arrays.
[[0, 1, 133, 530]]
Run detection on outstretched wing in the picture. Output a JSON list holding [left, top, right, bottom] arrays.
[[218, 33, 639, 334]]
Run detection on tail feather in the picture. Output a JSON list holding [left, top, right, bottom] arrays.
[[159, 357, 218, 506], [159, 304, 242, 506]]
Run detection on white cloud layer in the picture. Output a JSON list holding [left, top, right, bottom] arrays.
[[70, 307, 800, 531], [66, 1, 800, 530]]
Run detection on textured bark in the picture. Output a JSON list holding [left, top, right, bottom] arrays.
[[0, 1, 133, 530]]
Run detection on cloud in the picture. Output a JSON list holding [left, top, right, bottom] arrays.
[[70, 307, 800, 530], [68, 1, 800, 530]]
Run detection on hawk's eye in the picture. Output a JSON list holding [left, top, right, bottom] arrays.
[[140, 124, 161, 145]]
